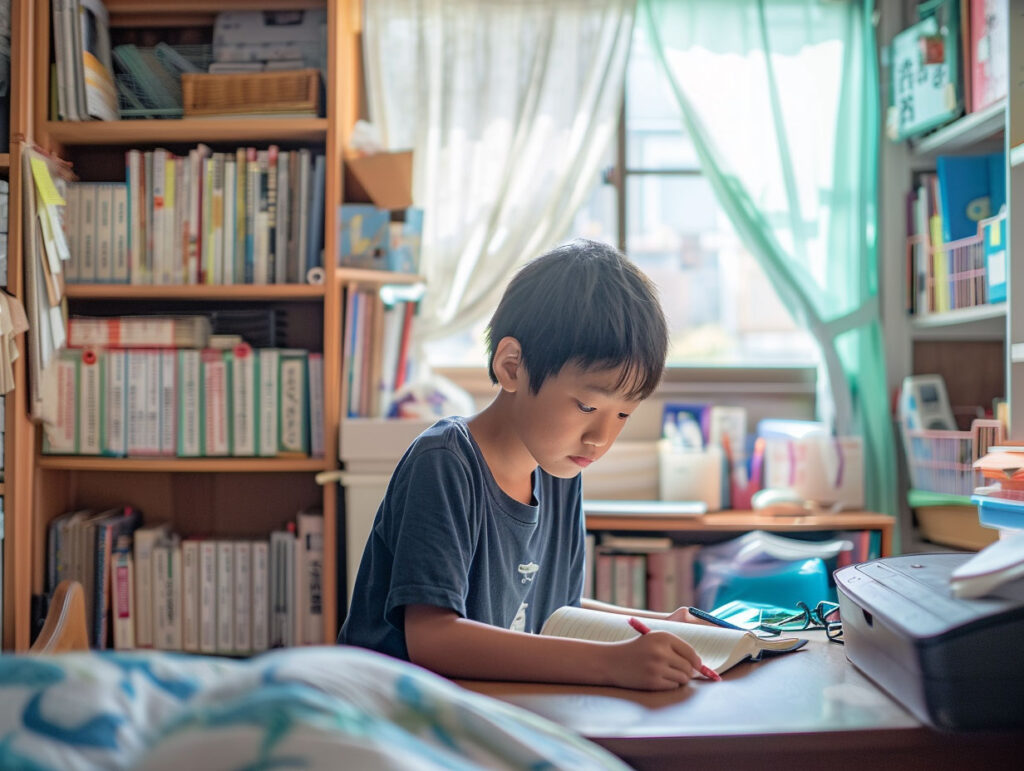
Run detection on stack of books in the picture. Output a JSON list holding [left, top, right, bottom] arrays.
[[43, 316, 324, 459], [46, 507, 324, 651]]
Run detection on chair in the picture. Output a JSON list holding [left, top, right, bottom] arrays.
[[29, 580, 90, 653]]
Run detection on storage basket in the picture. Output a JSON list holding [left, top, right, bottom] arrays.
[[908, 212, 1005, 315], [902, 418, 1004, 496], [181, 69, 320, 117]]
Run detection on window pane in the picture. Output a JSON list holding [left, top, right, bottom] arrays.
[[625, 25, 698, 170], [626, 174, 817, 365]]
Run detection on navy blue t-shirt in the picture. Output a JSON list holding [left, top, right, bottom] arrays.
[[339, 417, 586, 660]]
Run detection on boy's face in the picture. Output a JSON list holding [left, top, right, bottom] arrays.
[[513, 362, 643, 479]]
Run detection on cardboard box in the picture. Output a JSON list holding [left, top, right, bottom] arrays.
[[344, 150, 413, 211]]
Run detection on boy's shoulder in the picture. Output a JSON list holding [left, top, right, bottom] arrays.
[[404, 416, 476, 460]]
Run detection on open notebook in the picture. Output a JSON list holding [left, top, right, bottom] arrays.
[[540, 606, 807, 675]]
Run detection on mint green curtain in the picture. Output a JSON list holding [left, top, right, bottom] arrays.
[[640, 0, 897, 525]]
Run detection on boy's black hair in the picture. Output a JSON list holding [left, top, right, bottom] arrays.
[[485, 239, 668, 399]]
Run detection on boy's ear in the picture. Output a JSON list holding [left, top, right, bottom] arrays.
[[492, 336, 524, 392]]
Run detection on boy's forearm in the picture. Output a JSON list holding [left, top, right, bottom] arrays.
[[405, 608, 615, 685]]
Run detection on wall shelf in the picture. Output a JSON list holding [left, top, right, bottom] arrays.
[[911, 100, 1006, 156], [911, 303, 1006, 330], [1011, 142, 1024, 168], [37, 457, 328, 473], [44, 118, 328, 146], [65, 284, 326, 301]]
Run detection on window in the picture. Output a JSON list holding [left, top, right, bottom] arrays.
[[426, 23, 819, 370]]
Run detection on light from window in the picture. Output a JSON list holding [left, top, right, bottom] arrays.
[[425, 23, 819, 370]]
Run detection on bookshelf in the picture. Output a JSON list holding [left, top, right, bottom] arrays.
[[0, 0, 379, 651]]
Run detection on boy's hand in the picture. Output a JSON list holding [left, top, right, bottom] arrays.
[[605, 630, 702, 690]]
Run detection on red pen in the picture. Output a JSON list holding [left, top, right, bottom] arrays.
[[627, 616, 722, 681]]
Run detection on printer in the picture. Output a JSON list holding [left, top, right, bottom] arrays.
[[835, 554, 1024, 730]]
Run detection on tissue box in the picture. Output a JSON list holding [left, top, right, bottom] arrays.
[[339, 204, 389, 268], [658, 440, 723, 511], [764, 435, 864, 509]]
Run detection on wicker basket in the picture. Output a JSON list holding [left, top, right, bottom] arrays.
[[181, 69, 320, 117]]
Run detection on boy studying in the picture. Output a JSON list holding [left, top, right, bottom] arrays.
[[341, 240, 719, 690]]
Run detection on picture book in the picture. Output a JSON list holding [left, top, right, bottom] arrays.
[[539, 606, 807, 676], [935, 152, 1005, 243]]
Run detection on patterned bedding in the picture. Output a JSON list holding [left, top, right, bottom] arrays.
[[0, 646, 626, 770]]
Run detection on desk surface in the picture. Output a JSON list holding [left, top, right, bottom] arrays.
[[459, 632, 1020, 770]]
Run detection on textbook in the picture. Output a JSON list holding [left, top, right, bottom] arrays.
[[539, 606, 807, 676]]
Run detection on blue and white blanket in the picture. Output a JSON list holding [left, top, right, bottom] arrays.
[[0, 646, 626, 770]]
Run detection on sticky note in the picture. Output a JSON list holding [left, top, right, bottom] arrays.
[[30, 157, 66, 206]]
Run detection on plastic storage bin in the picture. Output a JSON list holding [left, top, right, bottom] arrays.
[[971, 493, 1024, 536]]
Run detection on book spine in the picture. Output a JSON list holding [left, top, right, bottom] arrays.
[[211, 153, 225, 284], [216, 541, 234, 653], [80, 184, 97, 282], [307, 352, 324, 457], [112, 183, 129, 283], [152, 543, 170, 649], [222, 156, 237, 285], [182, 539, 200, 652], [159, 350, 177, 456], [297, 512, 323, 644], [201, 349, 230, 456], [95, 183, 113, 282], [78, 350, 102, 455], [177, 349, 202, 457], [251, 540, 269, 652], [112, 545, 135, 650], [258, 348, 280, 456], [278, 350, 308, 455], [43, 350, 78, 454], [64, 183, 80, 282], [231, 344, 256, 456], [126, 149, 144, 283], [234, 541, 252, 653], [198, 540, 217, 654], [170, 542, 183, 650], [143, 350, 161, 455], [133, 529, 160, 648]]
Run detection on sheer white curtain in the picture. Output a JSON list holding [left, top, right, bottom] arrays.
[[363, 0, 635, 342]]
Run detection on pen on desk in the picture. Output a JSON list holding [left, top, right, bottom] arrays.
[[627, 617, 722, 681]]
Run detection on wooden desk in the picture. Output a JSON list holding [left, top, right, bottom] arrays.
[[585, 509, 895, 557], [460, 632, 1019, 770]]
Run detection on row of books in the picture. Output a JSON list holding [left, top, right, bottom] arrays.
[[584, 537, 700, 611], [46, 507, 324, 651], [64, 146, 327, 286], [583, 531, 882, 613], [345, 289, 418, 418], [42, 345, 324, 458], [52, 0, 119, 122], [905, 153, 1006, 316]]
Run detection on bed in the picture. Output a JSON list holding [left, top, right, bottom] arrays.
[[3, 582, 627, 770]]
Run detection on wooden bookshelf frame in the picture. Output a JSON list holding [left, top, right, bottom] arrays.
[[4, 0, 371, 650]]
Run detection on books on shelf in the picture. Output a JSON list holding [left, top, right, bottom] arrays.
[[67, 315, 212, 349], [52, 0, 119, 122], [47, 508, 323, 651], [905, 161, 1005, 317], [42, 343, 323, 459], [63, 146, 325, 286], [344, 288, 419, 418]]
